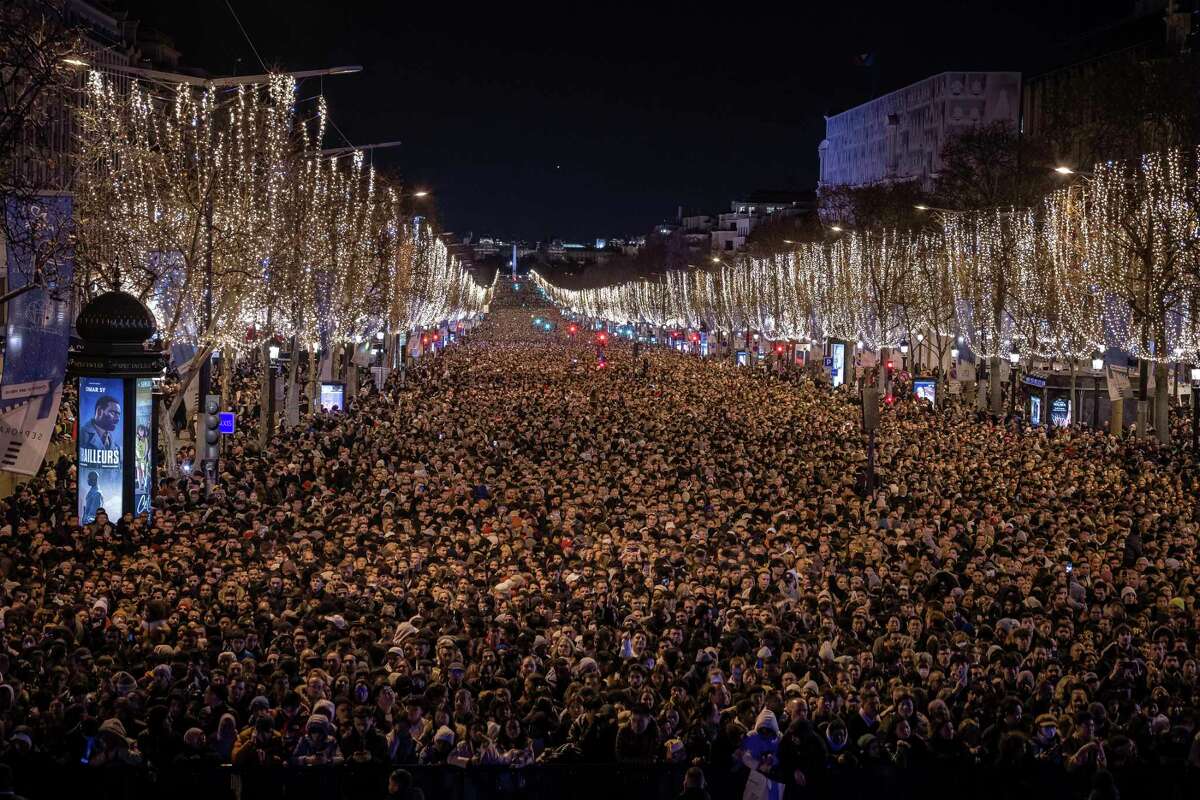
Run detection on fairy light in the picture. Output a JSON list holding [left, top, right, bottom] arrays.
[[74, 71, 491, 359]]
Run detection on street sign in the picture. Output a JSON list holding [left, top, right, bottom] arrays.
[[823, 356, 834, 368], [830, 368, 839, 377], [218, 412, 236, 435]]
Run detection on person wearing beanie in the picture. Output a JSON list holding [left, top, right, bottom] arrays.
[[419, 726, 456, 765], [290, 715, 341, 766]]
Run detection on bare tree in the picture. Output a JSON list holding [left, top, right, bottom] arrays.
[[0, 0, 79, 302]]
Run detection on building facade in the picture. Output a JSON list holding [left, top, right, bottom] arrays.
[[818, 71, 1021, 190], [710, 191, 816, 253]]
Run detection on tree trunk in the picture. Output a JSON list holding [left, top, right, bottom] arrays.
[[306, 347, 319, 417], [259, 341, 272, 449], [159, 411, 179, 479], [1154, 361, 1171, 444], [1136, 357, 1150, 439], [220, 350, 232, 397], [160, 347, 211, 477], [285, 336, 300, 428], [989, 355, 1002, 417], [1070, 363, 1078, 424], [347, 343, 360, 401], [1110, 397, 1124, 435], [877, 347, 888, 396]]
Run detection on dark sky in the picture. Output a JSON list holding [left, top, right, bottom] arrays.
[[121, 0, 1140, 242]]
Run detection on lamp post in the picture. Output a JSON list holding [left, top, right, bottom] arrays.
[[261, 342, 281, 447], [1009, 351, 1020, 419]]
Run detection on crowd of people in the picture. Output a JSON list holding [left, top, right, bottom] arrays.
[[0, 280, 1197, 800]]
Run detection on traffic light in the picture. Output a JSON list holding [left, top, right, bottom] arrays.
[[568, 324, 578, 336], [202, 394, 221, 464], [774, 343, 785, 355], [596, 331, 608, 345]]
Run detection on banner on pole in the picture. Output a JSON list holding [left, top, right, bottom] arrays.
[[0, 196, 74, 475]]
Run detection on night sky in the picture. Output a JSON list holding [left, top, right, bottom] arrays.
[[122, 1, 1139, 242]]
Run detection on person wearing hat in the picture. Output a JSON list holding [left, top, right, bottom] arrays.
[[1031, 714, 1063, 766], [419, 725, 457, 765], [291, 715, 342, 766], [89, 718, 143, 767]]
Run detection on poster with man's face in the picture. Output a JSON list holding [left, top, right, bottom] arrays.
[[78, 376, 124, 524]]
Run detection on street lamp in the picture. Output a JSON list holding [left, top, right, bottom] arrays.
[[1053, 166, 1075, 175], [951, 347, 959, 360]]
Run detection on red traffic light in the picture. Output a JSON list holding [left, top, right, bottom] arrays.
[[690, 333, 700, 342], [774, 344, 785, 354], [568, 324, 578, 335], [886, 360, 893, 370], [597, 332, 608, 345]]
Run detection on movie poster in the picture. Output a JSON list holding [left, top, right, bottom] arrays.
[[78, 376, 124, 523], [133, 378, 153, 517]]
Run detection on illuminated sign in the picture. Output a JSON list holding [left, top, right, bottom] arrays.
[[133, 378, 153, 517], [319, 382, 345, 412], [78, 376, 124, 523]]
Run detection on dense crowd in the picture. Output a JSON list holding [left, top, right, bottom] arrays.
[[0, 282, 1198, 800]]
